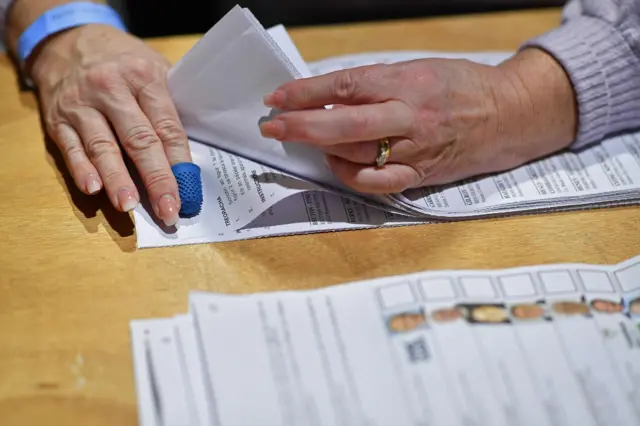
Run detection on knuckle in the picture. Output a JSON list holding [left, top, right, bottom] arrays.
[[404, 138, 425, 159], [124, 57, 161, 85], [63, 143, 85, 161], [333, 71, 358, 100], [44, 116, 64, 139], [85, 135, 119, 160], [47, 90, 84, 132], [86, 66, 121, 93], [122, 124, 160, 152], [143, 168, 175, 191], [100, 168, 127, 187], [154, 118, 186, 147], [410, 162, 431, 186], [414, 146, 453, 182], [58, 86, 82, 107]]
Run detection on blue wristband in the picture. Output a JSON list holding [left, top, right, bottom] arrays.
[[17, 2, 126, 63]]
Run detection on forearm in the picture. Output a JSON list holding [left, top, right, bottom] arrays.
[[497, 48, 577, 161], [521, 0, 640, 149]]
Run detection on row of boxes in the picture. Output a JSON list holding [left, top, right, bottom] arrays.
[[378, 268, 639, 310]]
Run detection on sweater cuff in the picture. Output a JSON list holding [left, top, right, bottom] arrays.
[[521, 16, 640, 150], [0, 0, 13, 41]]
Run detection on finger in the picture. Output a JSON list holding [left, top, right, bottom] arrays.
[[137, 80, 192, 164], [324, 140, 379, 165], [264, 64, 398, 109], [66, 108, 140, 212], [325, 154, 421, 193], [326, 104, 349, 111], [325, 137, 420, 165], [101, 94, 180, 227], [49, 121, 103, 195], [259, 101, 413, 145]]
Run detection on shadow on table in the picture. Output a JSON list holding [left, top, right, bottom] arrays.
[[43, 134, 136, 252]]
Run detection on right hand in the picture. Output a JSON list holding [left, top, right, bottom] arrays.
[[30, 23, 191, 226], [260, 48, 577, 194]]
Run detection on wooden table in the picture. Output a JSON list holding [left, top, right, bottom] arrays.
[[1, 7, 638, 425]]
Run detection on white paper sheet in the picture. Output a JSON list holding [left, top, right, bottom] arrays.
[[130, 315, 215, 426], [396, 134, 640, 217], [133, 140, 421, 248], [133, 42, 533, 248], [309, 51, 640, 218], [167, 6, 345, 191], [132, 11, 640, 248], [131, 255, 640, 426]]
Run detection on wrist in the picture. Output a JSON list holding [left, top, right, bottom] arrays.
[[29, 23, 130, 90], [6, 0, 106, 53], [6, 0, 126, 88], [27, 23, 85, 89], [495, 48, 578, 164]]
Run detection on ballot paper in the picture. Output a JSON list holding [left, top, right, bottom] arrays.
[[130, 254, 640, 426], [132, 5, 640, 248]]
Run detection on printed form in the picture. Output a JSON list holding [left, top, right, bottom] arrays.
[[133, 141, 417, 247], [133, 40, 640, 247], [131, 255, 640, 426], [130, 9, 640, 247], [398, 133, 640, 217]]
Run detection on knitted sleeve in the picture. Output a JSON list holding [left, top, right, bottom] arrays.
[[0, 0, 14, 41], [522, 0, 640, 149]]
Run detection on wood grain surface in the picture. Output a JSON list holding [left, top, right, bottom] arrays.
[[1, 7, 638, 425]]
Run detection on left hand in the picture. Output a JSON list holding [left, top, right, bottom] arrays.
[[30, 24, 191, 226], [259, 49, 577, 193]]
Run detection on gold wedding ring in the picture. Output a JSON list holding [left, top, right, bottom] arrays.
[[376, 137, 390, 167]]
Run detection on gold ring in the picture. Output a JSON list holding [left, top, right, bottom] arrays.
[[376, 137, 390, 167]]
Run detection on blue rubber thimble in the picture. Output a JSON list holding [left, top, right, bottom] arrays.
[[171, 162, 203, 217]]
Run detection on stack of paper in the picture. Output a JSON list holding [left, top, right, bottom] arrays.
[[130, 254, 640, 426], [131, 5, 640, 248]]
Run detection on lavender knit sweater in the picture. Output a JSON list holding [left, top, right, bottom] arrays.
[[522, 0, 640, 149], [1, 0, 639, 150]]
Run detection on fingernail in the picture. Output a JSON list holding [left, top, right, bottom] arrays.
[[86, 174, 101, 194], [117, 188, 139, 212], [259, 119, 285, 139], [157, 194, 179, 227], [263, 91, 284, 107]]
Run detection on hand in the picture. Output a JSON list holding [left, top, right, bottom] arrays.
[[30, 24, 191, 226], [259, 48, 577, 193]]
